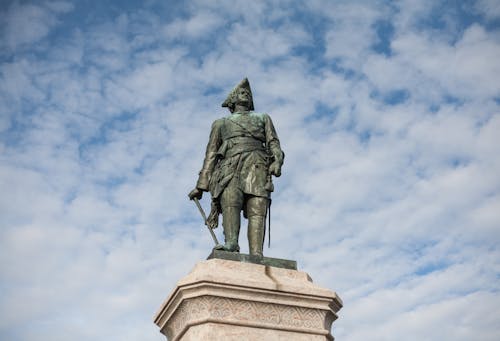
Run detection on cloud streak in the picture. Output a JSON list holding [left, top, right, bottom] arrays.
[[1, 1, 499, 340]]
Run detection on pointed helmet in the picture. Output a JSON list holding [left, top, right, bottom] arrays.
[[221, 77, 255, 111]]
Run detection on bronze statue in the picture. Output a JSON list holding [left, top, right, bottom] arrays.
[[189, 78, 284, 257]]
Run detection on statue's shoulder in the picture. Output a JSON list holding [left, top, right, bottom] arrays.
[[250, 111, 267, 117], [210, 117, 226, 129], [249, 112, 269, 121]]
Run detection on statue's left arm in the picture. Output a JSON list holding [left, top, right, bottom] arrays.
[[264, 114, 284, 177]]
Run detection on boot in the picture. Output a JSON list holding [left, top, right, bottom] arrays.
[[221, 207, 241, 252], [248, 215, 265, 257]]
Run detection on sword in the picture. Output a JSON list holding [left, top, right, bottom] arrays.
[[193, 197, 221, 247]]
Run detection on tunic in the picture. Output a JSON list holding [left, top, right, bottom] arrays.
[[196, 111, 284, 200]]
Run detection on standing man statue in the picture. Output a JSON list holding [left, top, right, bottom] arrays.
[[188, 78, 284, 257]]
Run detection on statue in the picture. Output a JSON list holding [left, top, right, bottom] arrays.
[[188, 78, 284, 257]]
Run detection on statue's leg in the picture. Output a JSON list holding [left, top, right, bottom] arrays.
[[246, 196, 268, 257], [221, 206, 241, 252], [220, 183, 243, 252]]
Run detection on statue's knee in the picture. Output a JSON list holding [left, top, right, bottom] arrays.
[[246, 197, 268, 218], [220, 188, 244, 208]]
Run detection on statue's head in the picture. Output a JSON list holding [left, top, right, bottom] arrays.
[[222, 77, 254, 112]]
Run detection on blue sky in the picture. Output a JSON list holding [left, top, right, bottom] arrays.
[[1, 0, 499, 340]]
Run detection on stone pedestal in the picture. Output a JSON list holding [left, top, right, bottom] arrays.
[[154, 253, 342, 340]]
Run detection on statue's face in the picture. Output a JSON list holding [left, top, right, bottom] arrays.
[[235, 88, 251, 107]]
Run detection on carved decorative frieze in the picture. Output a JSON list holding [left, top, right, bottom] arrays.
[[166, 295, 333, 340]]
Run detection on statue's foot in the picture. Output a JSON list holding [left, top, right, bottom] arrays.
[[214, 242, 240, 253]]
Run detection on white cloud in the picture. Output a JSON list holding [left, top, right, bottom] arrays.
[[322, 2, 385, 69], [475, 0, 500, 20], [1, 1, 499, 340], [0, 59, 46, 107], [163, 11, 223, 39], [390, 24, 500, 100], [0, 1, 73, 52]]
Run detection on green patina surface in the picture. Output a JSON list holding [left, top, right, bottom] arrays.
[[189, 78, 285, 258]]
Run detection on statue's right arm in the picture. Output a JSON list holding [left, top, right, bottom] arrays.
[[196, 119, 223, 191]]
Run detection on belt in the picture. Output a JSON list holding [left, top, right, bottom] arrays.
[[225, 140, 265, 158]]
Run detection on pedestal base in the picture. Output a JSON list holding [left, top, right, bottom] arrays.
[[154, 256, 342, 340]]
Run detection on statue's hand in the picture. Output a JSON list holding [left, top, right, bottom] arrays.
[[188, 188, 203, 200], [269, 161, 282, 177]]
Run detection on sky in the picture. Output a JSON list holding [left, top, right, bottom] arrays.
[[0, 0, 499, 340]]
